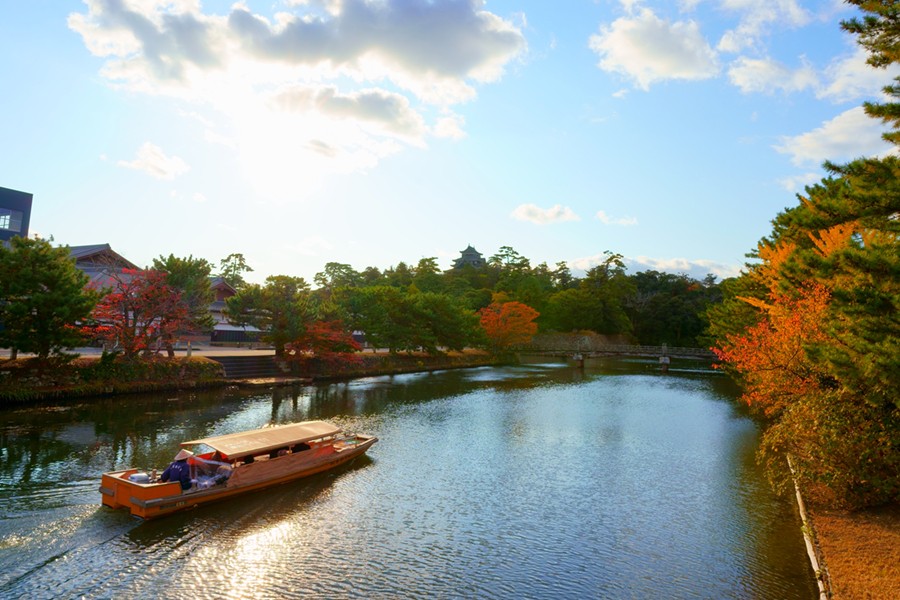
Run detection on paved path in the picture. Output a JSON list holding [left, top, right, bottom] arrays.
[[0, 345, 277, 359]]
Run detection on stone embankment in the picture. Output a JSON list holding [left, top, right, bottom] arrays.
[[0, 355, 226, 404], [0, 349, 502, 404]]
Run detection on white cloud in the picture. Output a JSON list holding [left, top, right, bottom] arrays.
[[511, 204, 581, 224], [433, 114, 467, 140], [626, 256, 741, 279], [117, 142, 189, 179], [728, 56, 818, 94], [231, 1, 524, 99], [68, 0, 525, 188], [717, 0, 810, 53], [271, 84, 427, 140], [774, 107, 893, 167], [726, 43, 900, 101], [282, 235, 334, 257], [569, 252, 740, 280], [596, 210, 638, 226], [778, 172, 821, 193], [818, 46, 900, 103], [589, 8, 719, 90]]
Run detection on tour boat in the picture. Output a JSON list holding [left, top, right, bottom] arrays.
[[99, 420, 377, 519]]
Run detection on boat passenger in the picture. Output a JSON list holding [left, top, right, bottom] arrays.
[[160, 449, 193, 491], [269, 447, 289, 459], [214, 463, 232, 485]]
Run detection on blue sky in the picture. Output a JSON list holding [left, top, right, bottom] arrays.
[[1, 0, 895, 284]]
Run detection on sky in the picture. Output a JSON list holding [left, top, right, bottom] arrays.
[[1, 0, 896, 285]]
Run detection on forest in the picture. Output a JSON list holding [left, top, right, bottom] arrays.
[[219, 246, 721, 356]]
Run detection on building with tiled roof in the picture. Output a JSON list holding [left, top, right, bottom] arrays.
[[68, 244, 140, 289]]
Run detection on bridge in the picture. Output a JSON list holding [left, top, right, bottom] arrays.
[[525, 344, 718, 361]]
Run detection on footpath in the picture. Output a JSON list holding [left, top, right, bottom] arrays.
[[810, 502, 900, 599]]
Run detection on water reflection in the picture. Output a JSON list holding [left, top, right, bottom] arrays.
[[0, 360, 816, 598]]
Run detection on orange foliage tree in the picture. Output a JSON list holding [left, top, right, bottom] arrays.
[[713, 282, 831, 418], [711, 222, 900, 507], [283, 320, 362, 369], [478, 301, 539, 352]]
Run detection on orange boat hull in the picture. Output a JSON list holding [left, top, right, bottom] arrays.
[[100, 435, 376, 519]]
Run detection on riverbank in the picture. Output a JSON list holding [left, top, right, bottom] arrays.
[[811, 503, 900, 599], [286, 349, 501, 380], [0, 355, 227, 403], [0, 349, 503, 404]]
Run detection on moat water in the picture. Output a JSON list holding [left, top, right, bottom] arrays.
[[0, 357, 817, 598]]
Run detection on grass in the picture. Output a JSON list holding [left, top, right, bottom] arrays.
[[811, 502, 900, 599]]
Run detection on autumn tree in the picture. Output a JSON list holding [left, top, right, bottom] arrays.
[[713, 282, 832, 418], [713, 223, 899, 506], [708, 1, 900, 507], [0, 237, 99, 359], [88, 269, 188, 359], [286, 320, 360, 356], [479, 300, 539, 352], [284, 319, 362, 371]]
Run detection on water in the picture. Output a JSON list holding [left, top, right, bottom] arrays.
[[0, 358, 817, 599]]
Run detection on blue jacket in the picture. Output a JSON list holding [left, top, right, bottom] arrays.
[[161, 460, 192, 490]]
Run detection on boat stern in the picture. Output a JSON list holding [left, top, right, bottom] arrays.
[[99, 470, 183, 518]]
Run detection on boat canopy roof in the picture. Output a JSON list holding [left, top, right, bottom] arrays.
[[181, 421, 341, 459]]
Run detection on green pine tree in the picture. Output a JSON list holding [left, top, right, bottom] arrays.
[[0, 237, 99, 358]]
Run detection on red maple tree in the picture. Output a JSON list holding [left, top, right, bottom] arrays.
[[87, 269, 188, 358], [478, 301, 539, 351], [284, 320, 362, 368]]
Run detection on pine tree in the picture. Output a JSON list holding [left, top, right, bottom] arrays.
[[0, 237, 99, 358], [709, 2, 900, 507]]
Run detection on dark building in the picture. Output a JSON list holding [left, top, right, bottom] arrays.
[[452, 245, 485, 269], [0, 186, 33, 242]]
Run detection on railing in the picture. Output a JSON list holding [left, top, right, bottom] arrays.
[[591, 344, 715, 358], [527, 344, 717, 359]]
